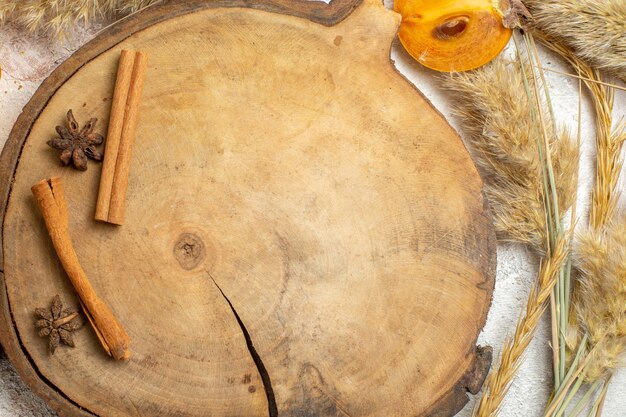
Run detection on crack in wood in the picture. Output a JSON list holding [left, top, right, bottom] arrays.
[[208, 272, 278, 417]]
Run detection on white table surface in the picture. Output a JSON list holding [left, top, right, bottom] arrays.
[[0, 3, 624, 416]]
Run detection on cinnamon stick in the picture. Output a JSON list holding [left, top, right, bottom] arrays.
[[96, 50, 148, 225], [95, 50, 136, 222], [32, 177, 131, 360]]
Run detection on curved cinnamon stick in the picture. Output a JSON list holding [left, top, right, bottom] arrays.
[[32, 177, 131, 360]]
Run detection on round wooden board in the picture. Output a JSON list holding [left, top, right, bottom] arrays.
[[0, 1, 496, 416]]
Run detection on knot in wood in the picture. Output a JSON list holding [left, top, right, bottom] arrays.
[[174, 233, 205, 270]]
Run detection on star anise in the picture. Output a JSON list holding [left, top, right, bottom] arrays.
[[35, 295, 83, 354], [47, 109, 104, 171]]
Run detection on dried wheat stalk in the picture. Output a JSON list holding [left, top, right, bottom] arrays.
[[476, 237, 568, 416], [443, 57, 577, 255], [0, 0, 160, 35], [534, 33, 626, 231], [443, 53, 578, 416], [526, 9, 626, 415], [524, 0, 626, 82], [575, 218, 626, 382]]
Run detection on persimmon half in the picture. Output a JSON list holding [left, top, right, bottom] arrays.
[[395, 0, 512, 72]]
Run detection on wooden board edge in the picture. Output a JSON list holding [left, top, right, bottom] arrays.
[[387, 40, 498, 417], [424, 345, 494, 417], [421, 197, 497, 417]]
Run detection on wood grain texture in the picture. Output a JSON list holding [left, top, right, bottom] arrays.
[[0, 1, 496, 416]]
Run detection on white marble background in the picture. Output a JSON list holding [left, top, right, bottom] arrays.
[[0, 2, 625, 416]]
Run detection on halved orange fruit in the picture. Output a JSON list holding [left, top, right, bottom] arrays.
[[395, 0, 512, 72]]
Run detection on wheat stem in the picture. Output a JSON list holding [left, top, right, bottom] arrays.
[[537, 68, 626, 92], [544, 333, 589, 416], [544, 345, 594, 416], [513, 33, 555, 250], [568, 379, 602, 417], [593, 380, 610, 417], [554, 375, 585, 417], [549, 290, 560, 387], [538, 34, 623, 230]]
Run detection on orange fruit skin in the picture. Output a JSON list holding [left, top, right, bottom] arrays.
[[395, 0, 512, 72]]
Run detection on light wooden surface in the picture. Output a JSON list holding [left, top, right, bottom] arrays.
[[2, 4, 626, 417], [0, 1, 496, 416]]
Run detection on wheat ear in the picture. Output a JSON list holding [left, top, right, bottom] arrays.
[[474, 237, 568, 416]]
